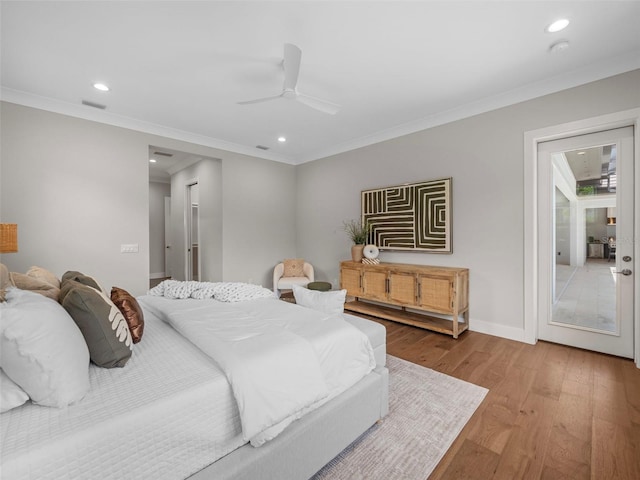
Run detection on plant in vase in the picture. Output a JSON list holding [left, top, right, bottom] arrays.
[[343, 219, 371, 262]]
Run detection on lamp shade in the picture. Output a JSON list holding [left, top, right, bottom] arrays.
[[0, 224, 18, 253]]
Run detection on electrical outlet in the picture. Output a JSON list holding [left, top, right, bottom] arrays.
[[120, 244, 139, 253]]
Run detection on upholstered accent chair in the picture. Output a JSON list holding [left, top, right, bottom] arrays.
[[273, 260, 314, 297]]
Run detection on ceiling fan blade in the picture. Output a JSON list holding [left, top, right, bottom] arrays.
[[237, 94, 283, 105], [296, 93, 341, 115], [283, 43, 302, 91]]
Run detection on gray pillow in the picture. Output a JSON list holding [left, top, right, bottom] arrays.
[[61, 271, 102, 291], [60, 280, 133, 368]]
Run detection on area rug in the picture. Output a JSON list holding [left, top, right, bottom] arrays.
[[312, 355, 488, 480]]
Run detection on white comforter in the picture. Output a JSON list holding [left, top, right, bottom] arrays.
[[138, 295, 376, 446]]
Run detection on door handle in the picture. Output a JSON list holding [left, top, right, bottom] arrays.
[[616, 269, 632, 276]]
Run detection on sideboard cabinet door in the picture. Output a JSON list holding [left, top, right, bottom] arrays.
[[417, 275, 453, 314], [362, 270, 388, 302], [341, 264, 363, 297], [388, 271, 417, 306]]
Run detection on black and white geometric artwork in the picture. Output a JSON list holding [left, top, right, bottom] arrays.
[[361, 177, 452, 253]]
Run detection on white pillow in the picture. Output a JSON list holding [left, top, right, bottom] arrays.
[[0, 369, 29, 412], [292, 284, 347, 315], [0, 288, 90, 407]]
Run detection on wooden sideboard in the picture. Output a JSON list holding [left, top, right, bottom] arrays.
[[340, 261, 469, 338]]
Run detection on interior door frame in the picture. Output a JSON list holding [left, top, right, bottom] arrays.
[[164, 195, 171, 278], [184, 179, 199, 281], [524, 107, 640, 368]]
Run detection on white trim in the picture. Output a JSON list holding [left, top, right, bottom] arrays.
[[1, 88, 292, 165], [524, 108, 640, 367], [470, 318, 525, 343], [4, 50, 640, 166], [299, 52, 640, 163], [184, 179, 199, 281]]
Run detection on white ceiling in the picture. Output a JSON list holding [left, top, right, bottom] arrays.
[[565, 147, 607, 182], [2, 1, 640, 167]]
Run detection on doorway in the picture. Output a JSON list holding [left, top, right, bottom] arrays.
[[537, 127, 634, 358], [185, 182, 200, 281], [148, 145, 222, 283]]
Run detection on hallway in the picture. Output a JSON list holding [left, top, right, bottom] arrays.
[[553, 259, 616, 332]]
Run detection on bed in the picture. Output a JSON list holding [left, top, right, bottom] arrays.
[[0, 277, 388, 480]]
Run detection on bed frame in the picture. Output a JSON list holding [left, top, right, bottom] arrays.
[[189, 365, 389, 479]]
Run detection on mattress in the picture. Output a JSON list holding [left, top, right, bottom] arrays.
[[0, 312, 246, 480], [343, 312, 386, 367], [137, 295, 379, 446]]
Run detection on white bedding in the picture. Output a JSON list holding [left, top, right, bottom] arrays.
[[138, 295, 376, 446], [0, 313, 245, 480]]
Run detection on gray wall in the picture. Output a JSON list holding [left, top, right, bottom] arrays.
[[586, 208, 608, 244], [296, 69, 640, 338], [149, 181, 170, 277], [0, 102, 296, 296], [2, 69, 638, 339]]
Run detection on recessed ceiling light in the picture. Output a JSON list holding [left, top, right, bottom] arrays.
[[546, 19, 569, 33], [93, 83, 110, 92], [149, 158, 157, 163], [577, 151, 586, 155], [277, 136, 286, 143]]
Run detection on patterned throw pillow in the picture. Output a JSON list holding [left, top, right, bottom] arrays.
[[111, 287, 144, 344], [60, 279, 133, 368], [61, 271, 102, 291], [283, 258, 305, 277]]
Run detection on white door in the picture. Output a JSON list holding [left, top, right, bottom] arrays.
[[537, 127, 634, 358], [185, 182, 200, 281], [164, 196, 171, 278]]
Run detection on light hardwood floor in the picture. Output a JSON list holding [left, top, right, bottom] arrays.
[[367, 317, 640, 480]]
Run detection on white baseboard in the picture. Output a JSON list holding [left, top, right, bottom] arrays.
[[150, 272, 167, 279], [469, 318, 530, 344], [371, 304, 531, 344]]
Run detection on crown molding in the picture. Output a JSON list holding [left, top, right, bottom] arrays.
[[0, 88, 295, 165], [3, 50, 639, 167], [297, 51, 640, 164]]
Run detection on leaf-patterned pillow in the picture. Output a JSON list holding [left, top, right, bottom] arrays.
[[60, 280, 133, 368], [111, 287, 144, 344]]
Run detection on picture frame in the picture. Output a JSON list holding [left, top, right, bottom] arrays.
[[361, 177, 452, 253]]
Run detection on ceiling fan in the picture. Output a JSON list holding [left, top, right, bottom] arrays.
[[238, 43, 341, 115]]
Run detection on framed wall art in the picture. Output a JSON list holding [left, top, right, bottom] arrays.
[[362, 177, 452, 253]]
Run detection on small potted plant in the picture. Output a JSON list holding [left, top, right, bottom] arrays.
[[343, 219, 371, 262]]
